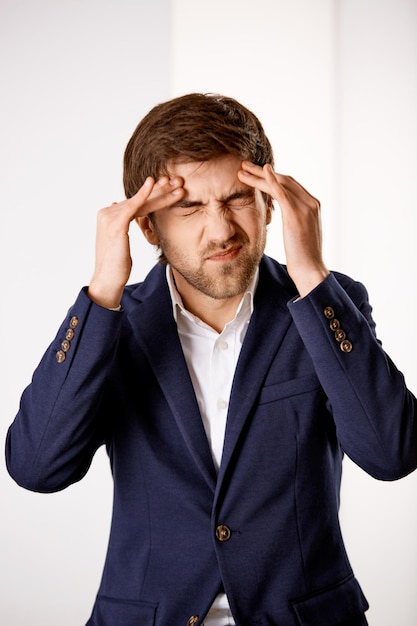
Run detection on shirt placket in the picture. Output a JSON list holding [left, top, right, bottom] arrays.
[[210, 326, 236, 470]]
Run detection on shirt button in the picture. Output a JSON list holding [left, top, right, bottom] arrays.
[[218, 340, 228, 350], [217, 399, 228, 410], [216, 524, 232, 541]]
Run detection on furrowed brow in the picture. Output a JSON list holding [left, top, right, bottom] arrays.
[[220, 189, 255, 203], [170, 188, 255, 209], [170, 199, 206, 209]]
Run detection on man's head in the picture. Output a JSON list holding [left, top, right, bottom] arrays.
[[123, 93, 274, 199], [137, 155, 272, 309], [125, 94, 274, 311]]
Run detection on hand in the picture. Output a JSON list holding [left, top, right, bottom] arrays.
[[238, 161, 329, 297], [88, 176, 185, 308]]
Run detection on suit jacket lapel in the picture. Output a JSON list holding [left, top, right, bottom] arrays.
[[127, 266, 217, 492], [217, 257, 297, 488]]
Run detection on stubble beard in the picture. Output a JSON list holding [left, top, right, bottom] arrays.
[[159, 233, 266, 300]]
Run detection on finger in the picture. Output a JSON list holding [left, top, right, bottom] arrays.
[[238, 162, 282, 199], [240, 163, 320, 210], [241, 160, 265, 176], [135, 176, 185, 218], [110, 176, 184, 222], [279, 175, 321, 207], [125, 176, 179, 210], [239, 161, 272, 187], [110, 177, 156, 220]]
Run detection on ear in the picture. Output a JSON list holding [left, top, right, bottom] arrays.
[[136, 215, 160, 245]]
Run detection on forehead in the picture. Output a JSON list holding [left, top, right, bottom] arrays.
[[167, 156, 248, 197]]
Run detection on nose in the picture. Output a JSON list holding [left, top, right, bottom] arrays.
[[204, 207, 236, 242]]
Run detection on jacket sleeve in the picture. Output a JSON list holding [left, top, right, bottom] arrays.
[[288, 272, 417, 480], [5, 288, 123, 493]]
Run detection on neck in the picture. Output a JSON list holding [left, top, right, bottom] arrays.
[[185, 295, 244, 334], [171, 269, 245, 333]]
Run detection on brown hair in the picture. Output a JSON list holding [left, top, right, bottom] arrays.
[[123, 92, 274, 198]]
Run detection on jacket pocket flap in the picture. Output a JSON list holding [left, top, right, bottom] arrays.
[[292, 575, 369, 625], [89, 595, 157, 625]]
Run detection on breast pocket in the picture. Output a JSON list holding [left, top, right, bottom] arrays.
[[258, 374, 322, 405]]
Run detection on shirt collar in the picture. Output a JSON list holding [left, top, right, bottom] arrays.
[[166, 264, 258, 327]]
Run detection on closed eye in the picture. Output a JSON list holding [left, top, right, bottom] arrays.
[[171, 203, 202, 217], [170, 189, 255, 216], [226, 195, 255, 209], [221, 188, 256, 208]]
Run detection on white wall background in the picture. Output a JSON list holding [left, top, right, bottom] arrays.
[[1, 0, 416, 624]]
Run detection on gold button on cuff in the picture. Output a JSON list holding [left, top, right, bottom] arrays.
[[340, 339, 353, 353], [323, 306, 334, 319], [187, 616, 199, 626], [69, 316, 79, 329], [329, 318, 340, 331], [56, 350, 66, 363], [216, 524, 232, 542], [334, 329, 346, 342], [65, 328, 75, 341], [61, 339, 71, 352]]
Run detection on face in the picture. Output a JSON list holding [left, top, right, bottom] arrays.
[[138, 155, 272, 306]]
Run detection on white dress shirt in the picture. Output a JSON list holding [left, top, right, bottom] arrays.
[[166, 266, 258, 624]]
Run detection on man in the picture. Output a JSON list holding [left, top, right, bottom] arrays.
[[6, 93, 417, 626]]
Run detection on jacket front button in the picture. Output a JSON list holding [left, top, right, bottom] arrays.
[[216, 524, 232, 541], [186, 616, 199, 626]]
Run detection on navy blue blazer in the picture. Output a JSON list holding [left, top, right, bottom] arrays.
[[6, 256, 417, 625]]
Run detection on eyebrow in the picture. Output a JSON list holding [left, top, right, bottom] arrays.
[[171, 188, 255, 209]]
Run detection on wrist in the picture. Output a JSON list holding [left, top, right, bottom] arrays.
[[291, 268, 330, 299], [87, 281, 124, 309]]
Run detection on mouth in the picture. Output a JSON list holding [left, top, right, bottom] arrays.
[[206, 246, 242, 262]]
